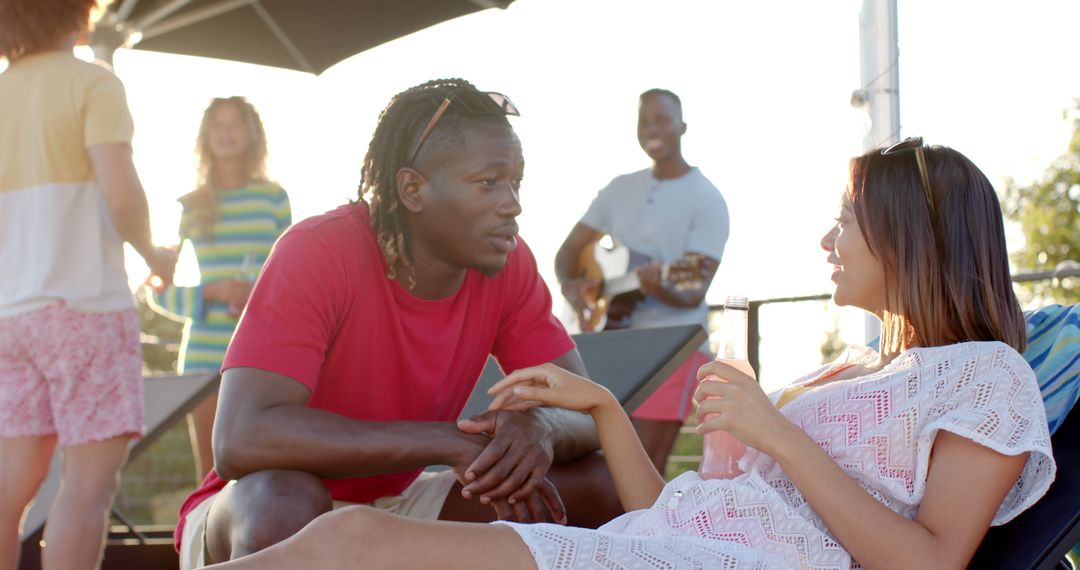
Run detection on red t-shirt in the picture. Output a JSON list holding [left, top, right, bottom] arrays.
[[175, 203, 573, 547]]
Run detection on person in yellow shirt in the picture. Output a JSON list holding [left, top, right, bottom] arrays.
[[0, 1, 174, 568]]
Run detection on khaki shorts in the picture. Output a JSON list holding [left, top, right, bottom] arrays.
[[179, 470, 457, 569]]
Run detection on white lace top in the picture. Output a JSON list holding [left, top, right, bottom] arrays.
[[502, 341, 1056, 569]]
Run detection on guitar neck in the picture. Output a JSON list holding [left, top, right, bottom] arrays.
[[604, 261, 688, 298], [604, 273, 642, 298]]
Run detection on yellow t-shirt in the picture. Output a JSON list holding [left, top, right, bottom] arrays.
[[0, 50, 136, 316]]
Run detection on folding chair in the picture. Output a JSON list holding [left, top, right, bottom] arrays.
[[18, 372, 220, 570], [460, 324, 706, 418], [970, 303, 1080, 570]]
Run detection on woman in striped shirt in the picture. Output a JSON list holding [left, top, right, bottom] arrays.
[[151, 96, 291, 480]]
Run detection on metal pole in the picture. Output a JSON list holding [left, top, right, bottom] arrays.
[[858, 0, 900, 149], [854, 0, 900, 344], [89, 11, 127, 66]]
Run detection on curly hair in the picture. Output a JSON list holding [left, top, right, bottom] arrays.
[[357, 78, 512, 286], [0, 0, 100, 61], [181, 96, 270, 240]]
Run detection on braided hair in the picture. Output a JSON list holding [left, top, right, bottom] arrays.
[[357, 78, 512, 286]]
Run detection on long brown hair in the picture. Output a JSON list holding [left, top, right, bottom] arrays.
[[181, 96, 269, 239], [849, 144, 1027, 355]]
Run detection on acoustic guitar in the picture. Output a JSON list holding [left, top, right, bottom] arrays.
[[567, 240, 707, 332]]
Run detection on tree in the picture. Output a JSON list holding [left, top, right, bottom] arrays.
[[1003, 99, 1080, 305]]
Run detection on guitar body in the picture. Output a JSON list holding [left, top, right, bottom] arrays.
[[569, 240, 705, 332], [572, 243, 643, 331], [572, 242, 610, 332]]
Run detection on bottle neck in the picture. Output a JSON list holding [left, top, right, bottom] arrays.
[[719, 307, 749, 360]]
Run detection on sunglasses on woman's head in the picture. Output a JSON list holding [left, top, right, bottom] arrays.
[[881, 136, 935, 215], [407, 90, 520, 166]]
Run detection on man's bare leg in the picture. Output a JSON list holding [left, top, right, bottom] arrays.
[[208, 506, 537, 570], [204, 469, 332, 563]]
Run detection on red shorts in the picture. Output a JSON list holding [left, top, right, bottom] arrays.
[[0, 303, 144, 446], [630, 350, 710, 422]]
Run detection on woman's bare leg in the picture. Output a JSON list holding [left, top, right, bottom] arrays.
[[187, 393, 218, 481], [0, 435, 57, 570], [42, 435, 130, 570], [209, 505, 537, 570]]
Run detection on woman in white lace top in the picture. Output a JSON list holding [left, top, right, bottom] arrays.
[[210, 142, 1055, 570]]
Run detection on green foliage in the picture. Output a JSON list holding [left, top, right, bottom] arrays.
[[113, 421, 198, 525], [666, 425, 703, 480], [820, 313, 846, 365], [1004, 99, 1080, 305]]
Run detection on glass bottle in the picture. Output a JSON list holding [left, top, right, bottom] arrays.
[[227, 252, 258, 318], [699, 295, 754, 479]]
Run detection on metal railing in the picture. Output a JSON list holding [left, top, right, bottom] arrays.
[[668, 265, 1080, 474], [707, 264, 1080, 375]]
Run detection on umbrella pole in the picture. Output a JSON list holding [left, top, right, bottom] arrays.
[[90, 11, 127, 66]]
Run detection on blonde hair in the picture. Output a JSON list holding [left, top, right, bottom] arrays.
[[182, 96, 269, 239]]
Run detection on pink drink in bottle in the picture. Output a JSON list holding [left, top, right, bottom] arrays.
[[699, 295, 753, 479]]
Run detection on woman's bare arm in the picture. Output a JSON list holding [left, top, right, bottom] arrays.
[[696, 359, 1029, 569], [768, 423, 1025, 569], [488, 364, 665, 511], [590, 397, 666, 511]]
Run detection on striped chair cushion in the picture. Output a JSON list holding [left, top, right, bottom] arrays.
[[864, 303, 1079, 433], [1024, 303, 1080, 434]]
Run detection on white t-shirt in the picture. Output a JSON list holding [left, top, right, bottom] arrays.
[[580, 167, 729, 334]]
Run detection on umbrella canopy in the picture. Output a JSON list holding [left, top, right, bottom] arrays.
[[94, 0, 515, 74]]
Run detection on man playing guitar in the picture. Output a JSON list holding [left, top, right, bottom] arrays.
[[555, 88, 729, 474]]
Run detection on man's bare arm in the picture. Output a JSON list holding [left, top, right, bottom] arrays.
[[212, 367, 487, 481], [554, 223, 602, 286], [554, 224, 604, 322], [638, 253, 719, 309], [89, 143, 176, 281]]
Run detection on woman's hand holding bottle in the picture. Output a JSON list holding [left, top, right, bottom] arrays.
[[693, 360, 795, 458]]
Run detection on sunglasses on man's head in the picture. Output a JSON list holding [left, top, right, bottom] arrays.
[[407, 90, 520, 166], [881, 136, 935, 215]]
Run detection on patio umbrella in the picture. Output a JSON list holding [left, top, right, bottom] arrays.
[[92, 0, 516, 74]]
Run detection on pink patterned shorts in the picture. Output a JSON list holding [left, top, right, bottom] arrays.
[[631, 350, 711, 422], [0, 303, 144, 446]]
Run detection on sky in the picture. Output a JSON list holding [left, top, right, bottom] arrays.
[[17, 0, 1079, 389]]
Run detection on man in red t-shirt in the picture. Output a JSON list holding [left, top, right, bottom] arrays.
[[175, 79, 621, 567]]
